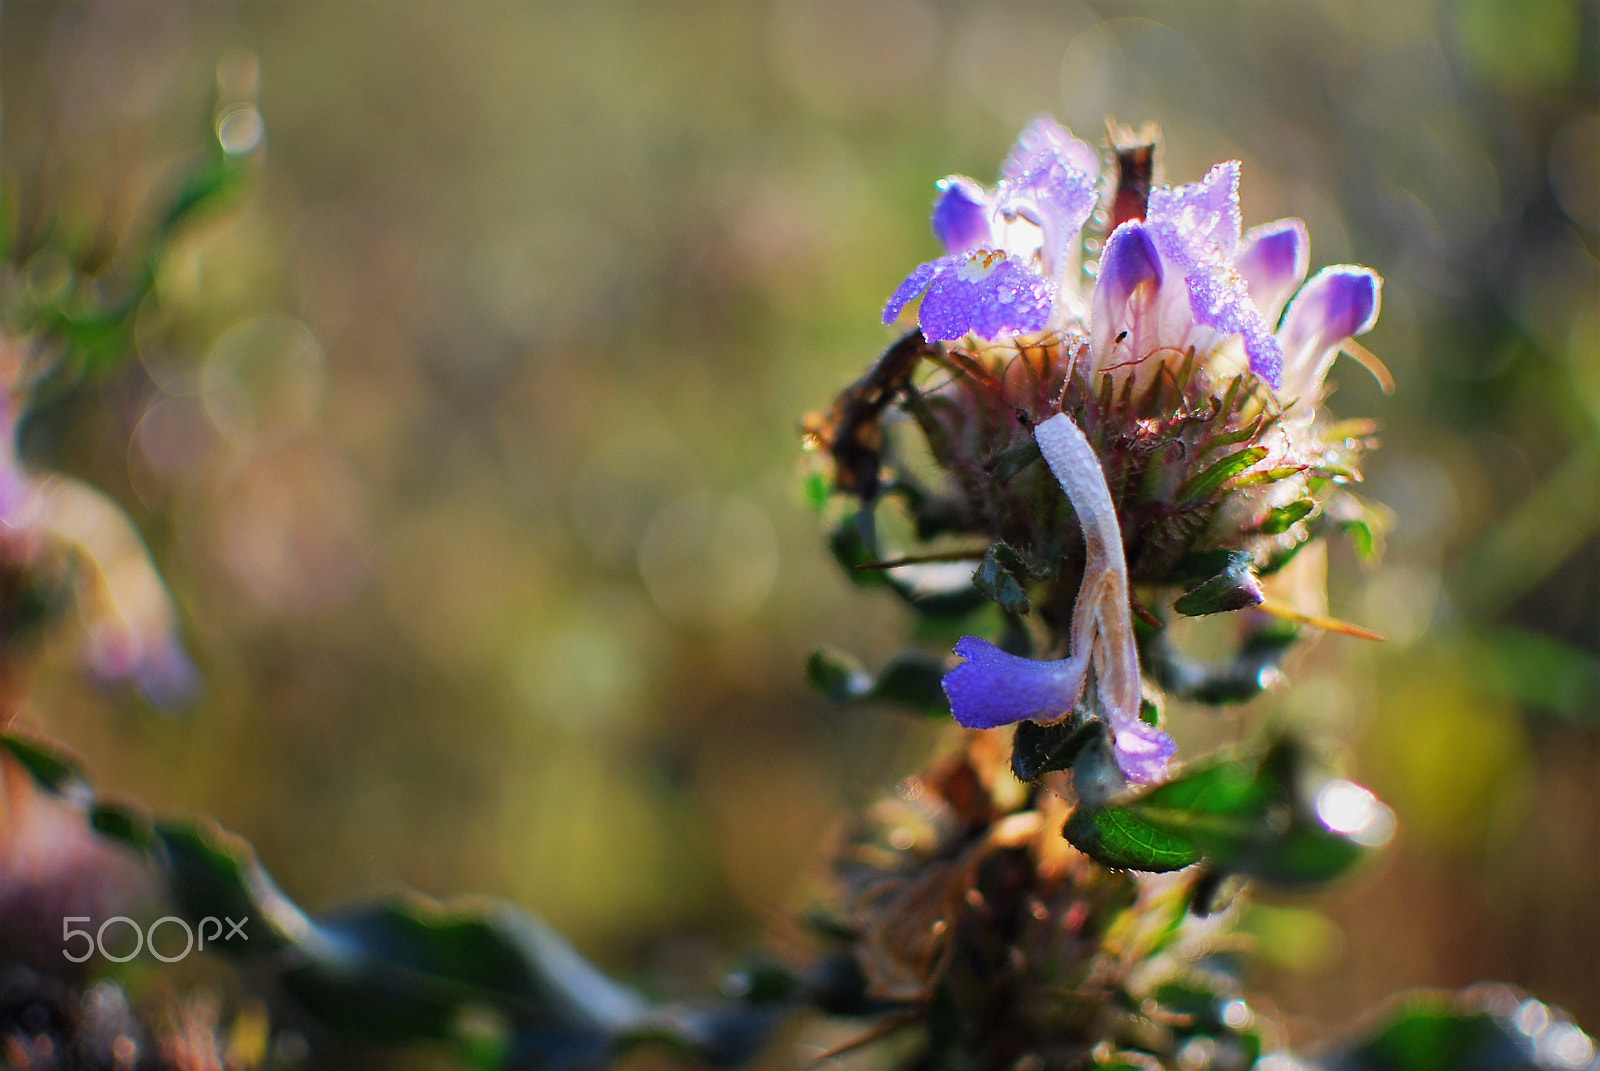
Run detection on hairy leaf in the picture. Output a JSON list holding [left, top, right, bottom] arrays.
[[1064, 743, 1382, 884], [973, 541, 1031, 616], [1012, 714, 1102, 782]]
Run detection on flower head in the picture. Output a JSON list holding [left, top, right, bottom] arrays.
[[864, 120, 1386, 786], [883, 118, 1098, 342]]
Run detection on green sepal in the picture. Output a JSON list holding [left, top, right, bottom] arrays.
[[1173, 550, 1264, 616], [1011, 714, 1102, 783], [1255, 500, 1315, 535], [1180, 446, 1268, 503], [973, 541, 1031, 616]]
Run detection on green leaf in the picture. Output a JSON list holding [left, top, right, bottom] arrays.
[[1173, 551, 1264, 617], [828, 514, 884, 589], [284, 898, 649, 1043], [1011, 715, 1102, 782], [1313, 986, 1579, 1071], [1180, 446, 1267, 503], [155, 819, 316, 954], [1, 732, 86, 794], [1064, 743, 1382, 884], [806, 647, 872, 703], [1342, 517, 1377, 562], [1142, 621, 1298, 704], [806, 648, 949, 716], [828, 512, 988, 619], [973, 542, 1030, 616], [869, 651, 950, 715], [90, 802, 155, 853], [1064, 805, 1202, 872]]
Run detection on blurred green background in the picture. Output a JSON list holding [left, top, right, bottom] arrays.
[[3, 0, 1599, 1048]]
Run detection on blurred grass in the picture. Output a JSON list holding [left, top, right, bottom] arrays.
[[3, 0, 1600, 1045]]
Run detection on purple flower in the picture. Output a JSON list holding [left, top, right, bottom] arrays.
[[942, 413, 1174, 785], [1089, 162, 1381, 398], [883, 118, 1098, 343]]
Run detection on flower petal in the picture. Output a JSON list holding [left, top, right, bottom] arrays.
[[882, 259, 941, 326], [998, 146, 1098, 283], [941, 636, 1086, 729], [1146, 160, 1242, 261], [1089, 221, 1166, 374], [1110, 720, 1177, 785], [917, 251, 1053, 341], [1035, 413, 1166, 783], [1000, 116, 1100, 184], [1237, 218, 1309, 326], [1277, 265, 1382, 402], [1185, 268, 1284, 388], [932, 176, 992, 254], [1146, 162, 1284, 387]]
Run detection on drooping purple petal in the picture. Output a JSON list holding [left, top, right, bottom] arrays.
[[882, 260, 940, 326], [915, 251, 1054, 342], [932, 176, 992, 254], [1035, 413, 1169, 785], [1277, 265, 1382, 401], [1111, 719, 1177, 785], [941, 636, 1086, 730], [1237, 218, 1309, 326], [1000, 116, 1099, 184], [1184, 268, 1285, 388]]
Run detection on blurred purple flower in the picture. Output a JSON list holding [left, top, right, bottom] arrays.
[[884, 117, 1098, 342], [0, 385, 197, 709]]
